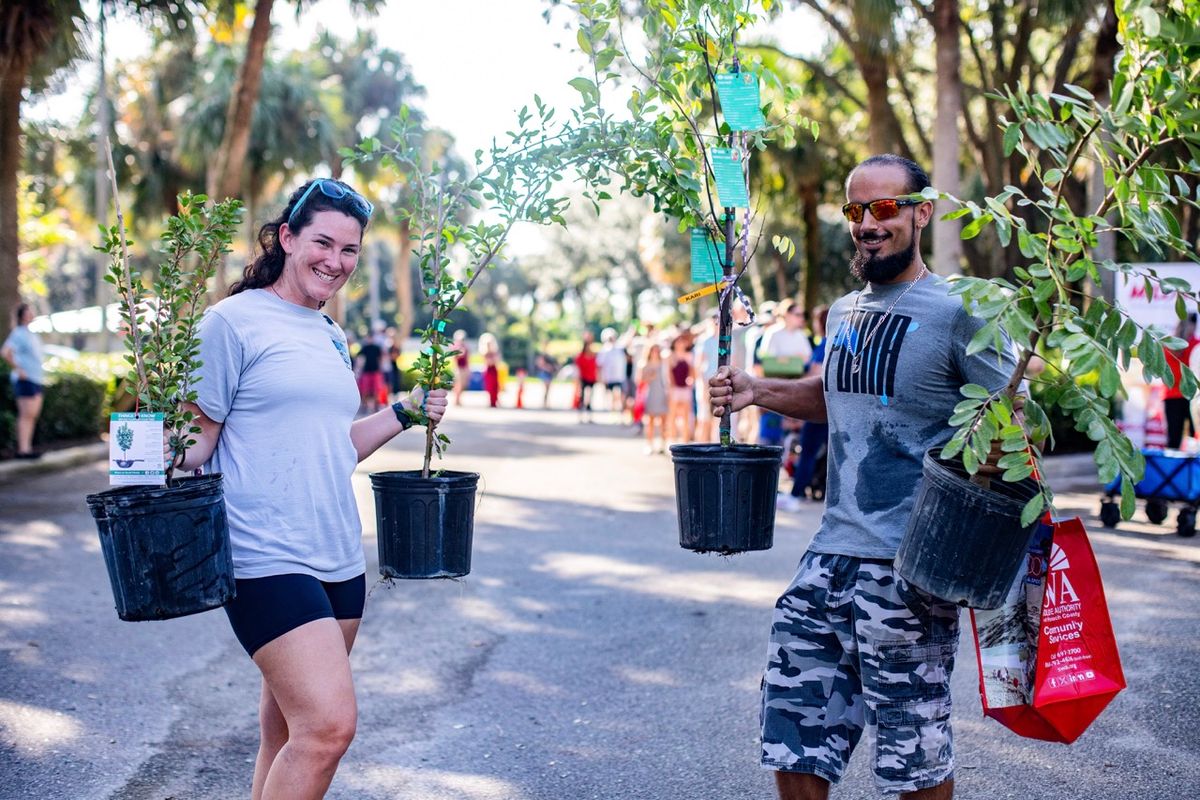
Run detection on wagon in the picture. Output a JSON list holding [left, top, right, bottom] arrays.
[[1101, 449, 1199, 537]]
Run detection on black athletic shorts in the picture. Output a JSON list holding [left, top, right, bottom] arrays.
[[224, 572, 366, 657]]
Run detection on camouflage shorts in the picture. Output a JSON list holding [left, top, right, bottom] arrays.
[[760, 551, 960, 794]]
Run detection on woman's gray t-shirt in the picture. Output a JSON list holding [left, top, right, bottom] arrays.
[[811, 275, 1017, 560], [195, 289, 364, 580], [3, 326, 44, 384]]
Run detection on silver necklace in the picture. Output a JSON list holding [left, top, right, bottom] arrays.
[[850, 266, 927, 374]]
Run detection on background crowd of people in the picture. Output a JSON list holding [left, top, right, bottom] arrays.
[[382, 301, 831, 511]]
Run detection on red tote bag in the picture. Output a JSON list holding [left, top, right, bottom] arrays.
[[970, 516, 1126, 743]]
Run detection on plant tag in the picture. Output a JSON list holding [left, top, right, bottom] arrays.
[[715, 72, 767, 131], [109, 412, 167, 486], [690, 227, 723, 283], [678, 280, 728, 305], [711, 148, 750, 208]]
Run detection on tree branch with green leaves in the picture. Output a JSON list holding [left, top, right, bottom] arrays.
[[929, 0, 1200, 526]]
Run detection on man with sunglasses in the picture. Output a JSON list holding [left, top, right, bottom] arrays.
[[710, 154, 1016, 800]]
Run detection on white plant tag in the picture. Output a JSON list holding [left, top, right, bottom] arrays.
[[109, 412, 167, 486]]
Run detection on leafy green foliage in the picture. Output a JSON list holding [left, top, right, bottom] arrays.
[[935, 0, 1200, 520], [343, 0, 809, 471], [97, 192, 242, 472]]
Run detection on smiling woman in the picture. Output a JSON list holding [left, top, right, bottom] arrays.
[[166, 177, 451, 800]]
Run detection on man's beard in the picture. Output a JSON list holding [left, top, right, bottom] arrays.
[[850, 223, 916, 283]]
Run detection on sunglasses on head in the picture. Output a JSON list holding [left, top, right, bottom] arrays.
[[288, 179, 374, 227], [841, 197, 919, 224]]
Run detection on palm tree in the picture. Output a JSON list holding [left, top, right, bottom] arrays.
[[182, 44, 337, 270], [312, 28, 426, 339], [0, 0, 192, 340], [795, 0, 914, 157], [911, 0, 964, 275], [204, 1, 383, 291], [0, 2, 86, 339]]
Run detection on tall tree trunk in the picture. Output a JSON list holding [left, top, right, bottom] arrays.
[[0, 66, 25, 343], [858, 56, 909, 157], [94, 3, 112, 350], [931, 0, 963, 276], [773, 249, 789, 301], [800, 180, 821, 311], [394, 218, 414, 342], [207, 0, 275, 293]]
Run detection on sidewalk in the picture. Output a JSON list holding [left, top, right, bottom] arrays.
[[0, 441, 109, 485]]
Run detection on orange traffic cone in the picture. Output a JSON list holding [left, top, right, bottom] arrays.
[[515, 369, 526, 409]]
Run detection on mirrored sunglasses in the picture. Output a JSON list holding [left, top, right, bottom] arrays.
[[841, 197, 919, 224], [288, 179, 374, 226]]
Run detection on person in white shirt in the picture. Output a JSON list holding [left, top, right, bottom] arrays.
[[596, 327, 628, 414]]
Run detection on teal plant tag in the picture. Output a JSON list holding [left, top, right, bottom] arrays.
[[715, 72, 767, 131], [711, 147, 749, 208], [690, 227, 723, 283]]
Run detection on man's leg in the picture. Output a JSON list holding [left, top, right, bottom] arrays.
[[854, 562, 960, 798], [761, 553, 865, 792], [775, 772, 831, 800], [902, 778, 953, 800]]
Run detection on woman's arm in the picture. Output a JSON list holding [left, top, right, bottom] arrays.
[[350, 387, 448, 463], [174, 402, 224, 472], [0, 343, 20, 377]]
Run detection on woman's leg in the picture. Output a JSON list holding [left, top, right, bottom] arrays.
[[253, 618, 359, 800], [251, 618, 359, 800], [15, 394, 42, 454]]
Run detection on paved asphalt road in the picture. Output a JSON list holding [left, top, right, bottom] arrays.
[[2, 391, 1199, 799]]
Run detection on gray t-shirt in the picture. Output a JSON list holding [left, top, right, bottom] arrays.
[[195, 289, 365, 581], [809, 275, 1016, 559], [3, 326, 44, 385]]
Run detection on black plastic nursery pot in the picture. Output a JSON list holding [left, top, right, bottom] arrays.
[[85, 474, 235, 622], [370, 470, 479, 579], [670, 443, 784, 554], [895, 450, 1041, 610]]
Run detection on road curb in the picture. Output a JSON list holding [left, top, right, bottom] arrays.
[[0, 442, 108, 485]]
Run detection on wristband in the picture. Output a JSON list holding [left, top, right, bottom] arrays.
[[391, 401, 416, 432]]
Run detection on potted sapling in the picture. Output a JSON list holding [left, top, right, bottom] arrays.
[[894, 4, 1200, 607], [343, 96, 629, 576], [86, 147, 243, 620], [574, 0, 818, 553]]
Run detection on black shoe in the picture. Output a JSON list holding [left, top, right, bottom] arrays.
[[14, 451, 42, 460]]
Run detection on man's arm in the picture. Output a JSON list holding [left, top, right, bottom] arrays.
[[708, 366, 828, 423]]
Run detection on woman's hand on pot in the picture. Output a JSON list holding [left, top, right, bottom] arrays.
[[709, 366, 754, 417]]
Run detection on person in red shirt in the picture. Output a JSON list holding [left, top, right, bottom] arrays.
[[575, 332, 599, 423], [1164, 313, 1198, 448]]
